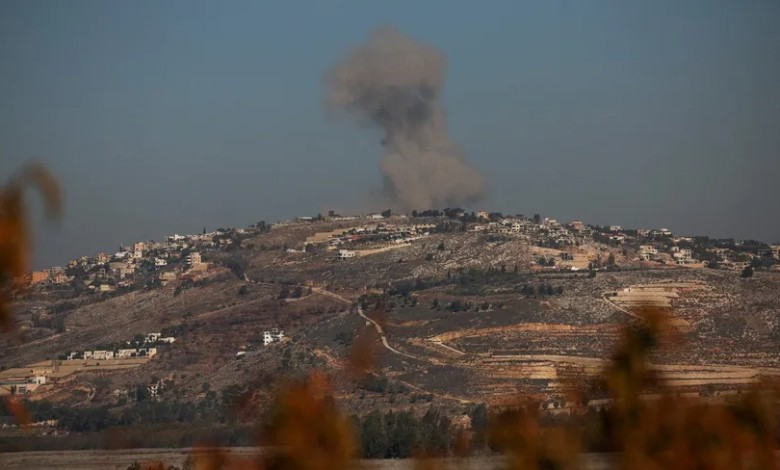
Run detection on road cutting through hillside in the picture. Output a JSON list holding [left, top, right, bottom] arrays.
[[309, 286, 426, 362], [357, 306, 420, 361], [602, 294, 641, 319], [311, 287, 424, 361]]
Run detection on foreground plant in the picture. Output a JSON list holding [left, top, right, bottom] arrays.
[[0, 162, 60, 331], [0, 163, 60, 449]]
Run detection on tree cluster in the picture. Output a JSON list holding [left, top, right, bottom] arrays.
[[356, 408, 453, 459]]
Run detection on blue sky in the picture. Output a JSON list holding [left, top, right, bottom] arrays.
[[1, 1, 778, 268]]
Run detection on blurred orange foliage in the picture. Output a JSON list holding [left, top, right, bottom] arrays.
[[0, 162, 60, 332], [0, 163, 60, 447]]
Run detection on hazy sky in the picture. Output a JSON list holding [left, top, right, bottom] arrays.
[[1, 1, 778, 269]]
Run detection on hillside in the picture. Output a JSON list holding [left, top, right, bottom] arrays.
[[2, 215, 780, 449]]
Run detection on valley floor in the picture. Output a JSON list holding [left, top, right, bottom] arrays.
[[0, 448, 616, 470]]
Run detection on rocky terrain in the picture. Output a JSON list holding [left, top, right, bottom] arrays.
[[2, 218, 780, 422]]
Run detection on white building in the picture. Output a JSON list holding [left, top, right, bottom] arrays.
[[263, 328, 284, 346], [154, 258, 167, 267], [30, 376, 47, 385], [117, 349, 136, 359], [338, 250, 356, 260], [137, 347, 158, 357], [133, 242, 145, 259], [145, 333, 161, 343], [158, 337, 176, 344], [639, 245, 658, 261], [91, 350, 114, 360], [609, 225, 623, 232], [185, 252, 202, 266]]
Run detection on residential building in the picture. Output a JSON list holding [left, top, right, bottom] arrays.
[[147, 382, 160, 397], [133, 242, 145, 259], [609, 225, 622, 232], [91, 350, 114, 360], [0, 378, 42, 396], [158, 272, 177, 285], [146, 333, 161, 343], [338, 250, 356, 260], [154, 258, 167, 267], [639, 245, 658, 261], [263, 328, 284, 346], [570, 221, 584, 230], [138, 347, 157, 357], [31, 270, 49, 285], [117, 349, 137, 359], [158, 337, 176, 344], [185, 252, 202, 266]]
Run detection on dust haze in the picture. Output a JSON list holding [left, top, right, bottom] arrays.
[[324, 26, 487, 212]]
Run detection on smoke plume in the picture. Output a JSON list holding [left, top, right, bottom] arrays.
[[324, 26, 487, 212]]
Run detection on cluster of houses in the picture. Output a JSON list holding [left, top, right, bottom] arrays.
[[61, 332, 175, 362], [304, 222, 434, 260], [13, 226, 237, 292], [263, 328, 285, 346], [233, 328, 284, 359]]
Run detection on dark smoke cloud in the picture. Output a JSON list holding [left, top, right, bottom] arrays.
[[324, 26, 487, 212]]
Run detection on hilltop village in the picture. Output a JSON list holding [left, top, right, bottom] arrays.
[[2, 208, 780, 449], [13, 209, 780, 295]]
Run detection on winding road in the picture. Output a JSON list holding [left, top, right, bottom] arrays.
[[310, 286, 422, 361]]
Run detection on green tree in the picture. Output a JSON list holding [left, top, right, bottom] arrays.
[[420, 408, 452, 456], [437, 242, 445, 251], [607, 252, 616, 268], [385, 411, 418, 458], [279, 285, 291, 299], [533, 214, 541, 224], [361, 411, 388, 458], [741, 265, 754, 278], [381, 209, 392, 218]]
